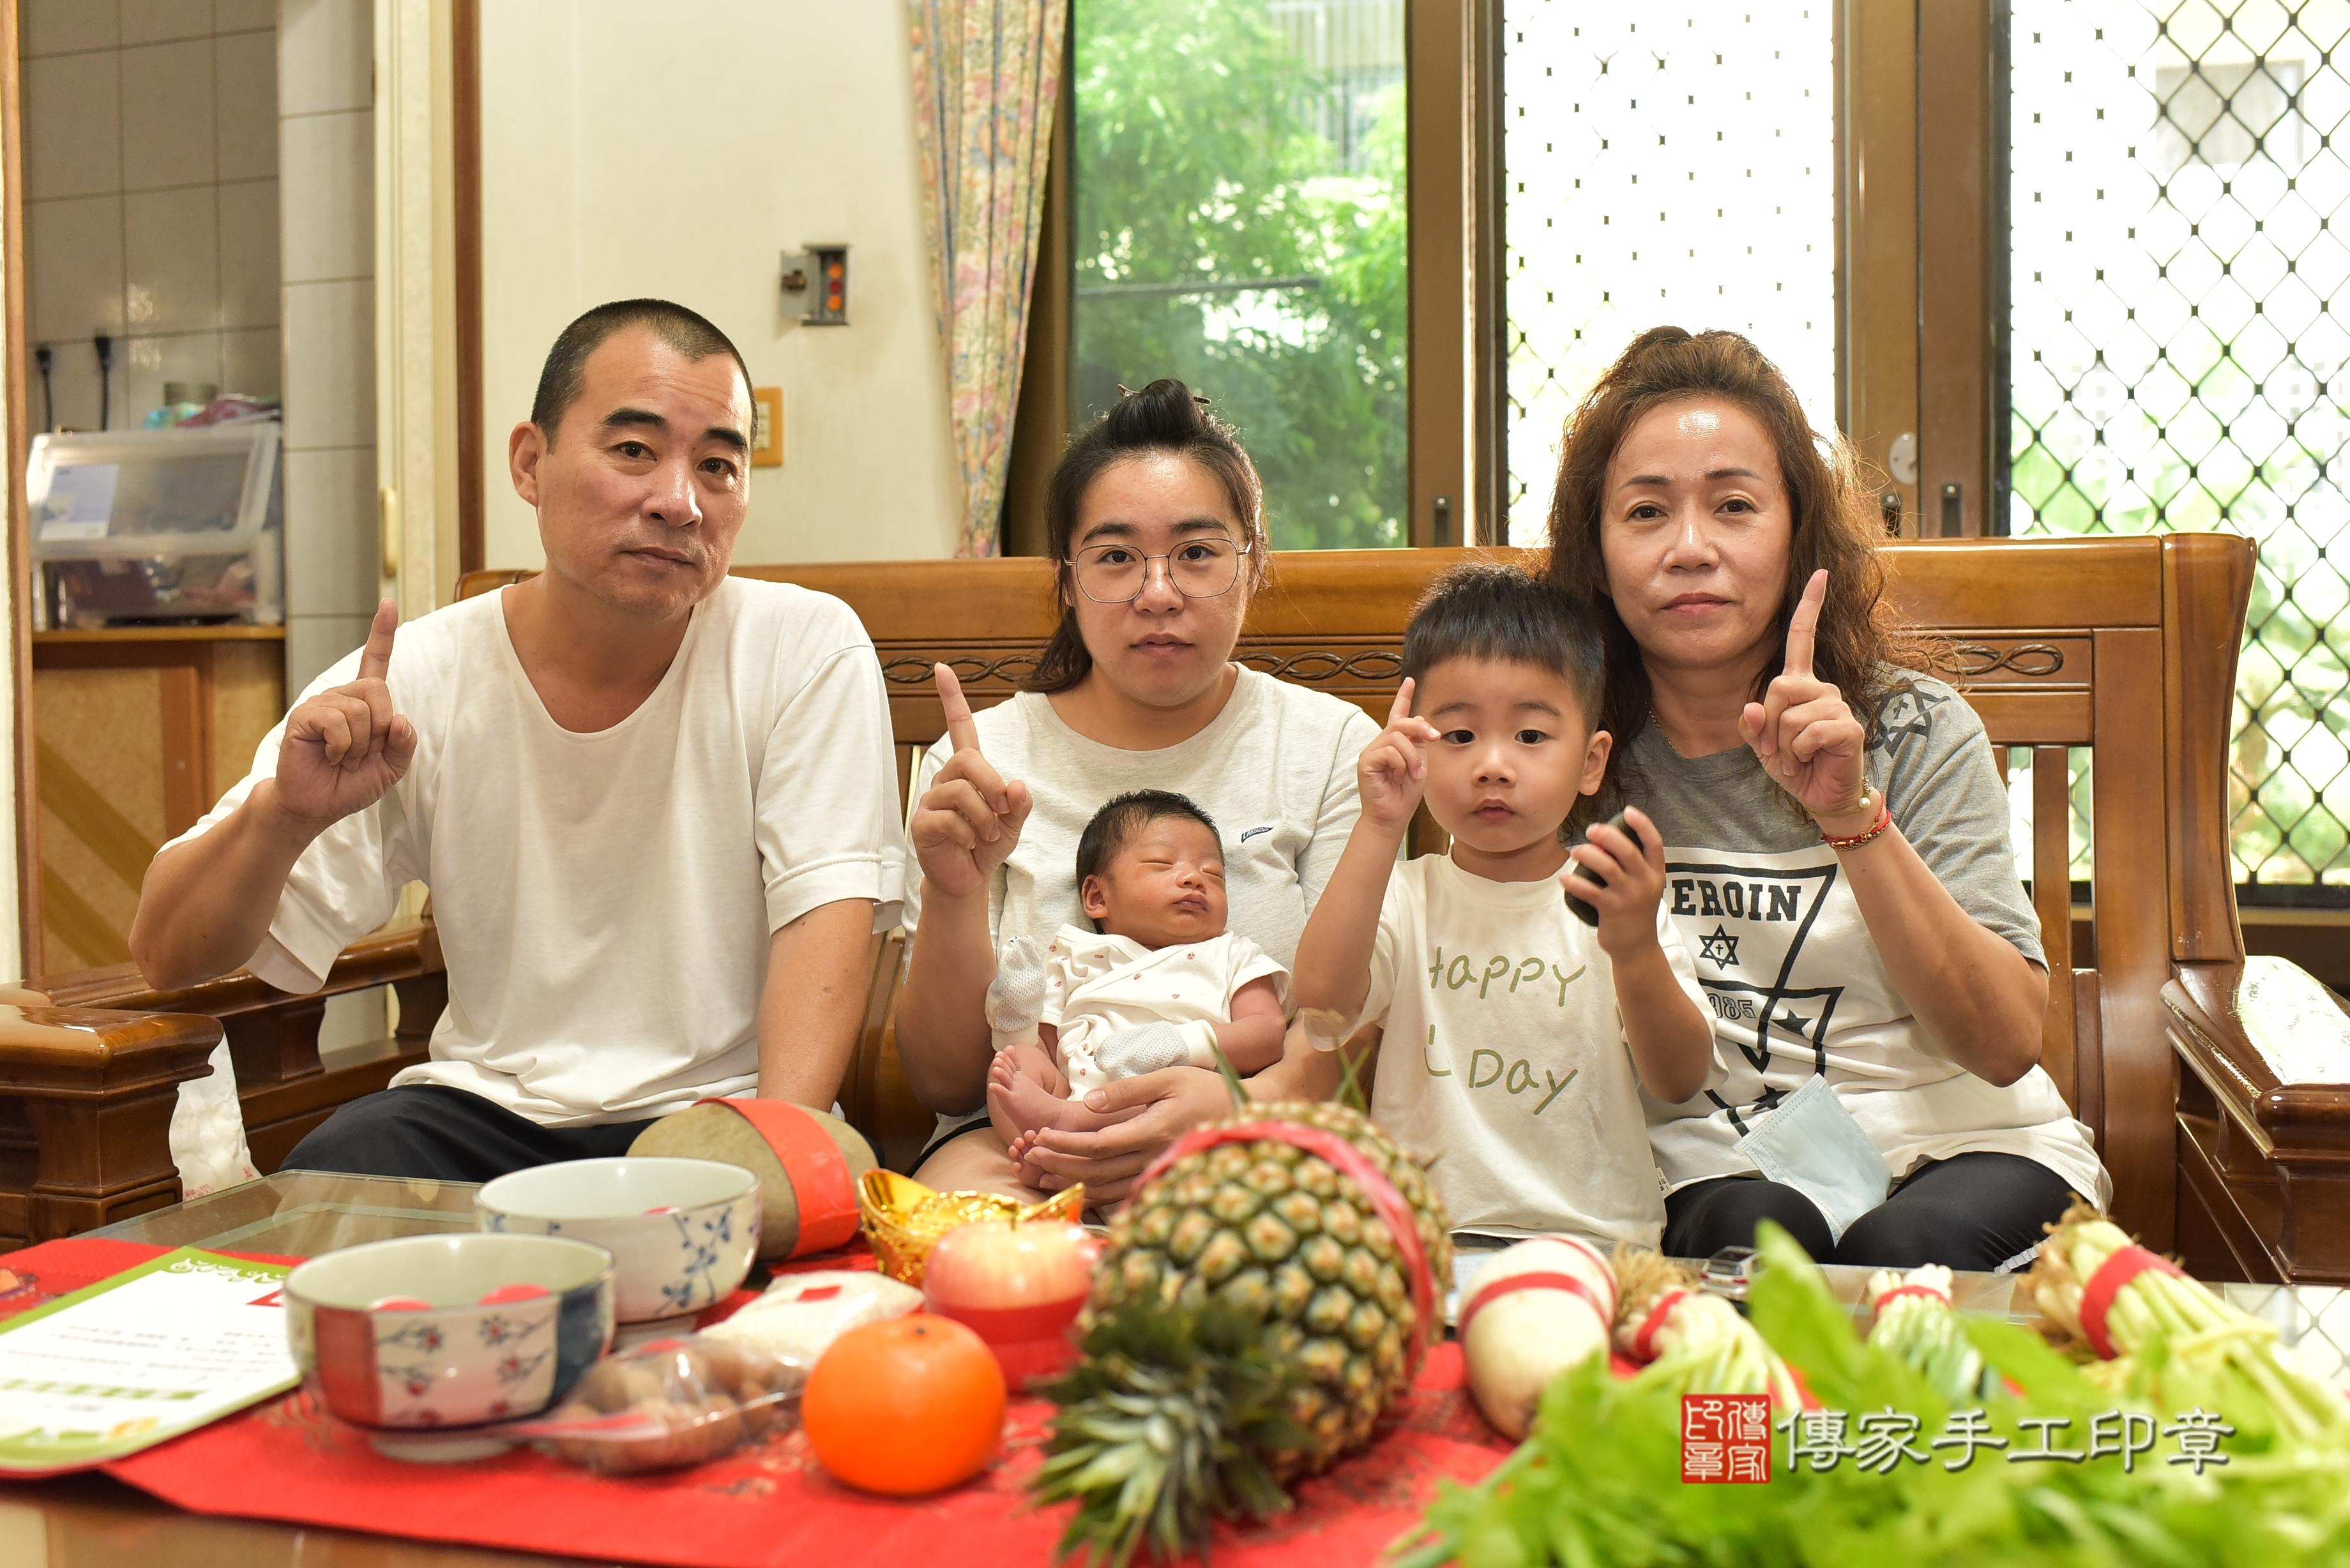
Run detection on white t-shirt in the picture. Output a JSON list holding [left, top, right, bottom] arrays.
[[1040, 924, 1289, 1092], [1358, 854, 1708, 1248], [168, 579, 906, 1126], [903, 667, 1379, 1136]]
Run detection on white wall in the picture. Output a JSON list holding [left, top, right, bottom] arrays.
[[478, 0, 962, 568]]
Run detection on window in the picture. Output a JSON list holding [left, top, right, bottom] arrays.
[[2008, 1, 2350, 897], [1067, 0, 1407, 548], [1499, 4, 1838, 544]]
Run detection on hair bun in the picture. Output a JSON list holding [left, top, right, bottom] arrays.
[[1103, 377, 1222, 442]]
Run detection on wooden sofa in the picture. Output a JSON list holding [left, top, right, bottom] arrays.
[[6, 538, 2345, 1281]]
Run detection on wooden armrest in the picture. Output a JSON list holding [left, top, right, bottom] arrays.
[[26, 923, 448, 1092], [0, 1002, 225, 1246], [2166, 956, 2350, 1161], [33, 920, 444, 1016]]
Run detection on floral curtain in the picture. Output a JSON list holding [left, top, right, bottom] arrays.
[[909, 0, 1069, 558]]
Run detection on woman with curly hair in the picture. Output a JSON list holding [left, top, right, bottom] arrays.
[[1544, 327, 2107, 1270]]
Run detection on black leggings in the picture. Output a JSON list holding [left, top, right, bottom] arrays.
[[1660, 1150, 2079, 1272]]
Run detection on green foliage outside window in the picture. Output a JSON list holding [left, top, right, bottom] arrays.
[[2010, 338, 2350, 893], [1069, 0, 1407, 549]]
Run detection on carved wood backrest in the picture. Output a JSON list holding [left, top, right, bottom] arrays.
[[457, 534, 2255, 1237]]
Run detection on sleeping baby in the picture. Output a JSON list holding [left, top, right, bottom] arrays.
[[985, 790, 1289, 1182]]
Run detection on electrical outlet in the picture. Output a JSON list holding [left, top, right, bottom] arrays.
[[750, 388, 783, 467]]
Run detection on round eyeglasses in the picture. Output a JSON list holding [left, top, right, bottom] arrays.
[[1072, 538, 1252, 603]]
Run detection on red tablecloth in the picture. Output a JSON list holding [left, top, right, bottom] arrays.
[[0, 1236, 1510, 1567]]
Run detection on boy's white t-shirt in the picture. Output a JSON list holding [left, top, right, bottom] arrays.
[[1358, 854, 1707, 1248], [903, 668, 1379, 1139], [165, 578, 906, 1127], [1039, 924, 1289, 1091]]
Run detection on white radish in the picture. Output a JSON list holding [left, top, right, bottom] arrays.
[[1460, 1236, 1619, 1440]]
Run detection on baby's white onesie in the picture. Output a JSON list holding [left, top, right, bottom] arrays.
[[1039, 924, 1289, 1094]]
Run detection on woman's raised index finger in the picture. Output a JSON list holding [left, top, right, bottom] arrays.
[[1387, 677, 1417, 728], [934, 662, 983, 755], [1784, 568, 1828, 679]]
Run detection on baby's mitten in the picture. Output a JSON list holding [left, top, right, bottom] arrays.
[[1089, 1018, 1220, 1079], [985, 933, 1050, 1048]]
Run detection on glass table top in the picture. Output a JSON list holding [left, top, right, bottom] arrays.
[[82, 1172, 2350, 1394], [86, 1170, 484, 1256]]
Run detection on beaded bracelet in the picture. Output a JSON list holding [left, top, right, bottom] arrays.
[[1820, 794, 1893, 851]]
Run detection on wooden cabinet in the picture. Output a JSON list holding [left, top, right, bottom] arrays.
[[30, 628, 284, 974]]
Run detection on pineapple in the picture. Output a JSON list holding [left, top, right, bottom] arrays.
[[1033, 1098, 1453, 1566]]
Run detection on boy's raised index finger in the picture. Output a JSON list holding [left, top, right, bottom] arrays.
[[1784, 568, 1828, 679], [934, 662, 983, 754], [356, 598, 399, 681], [1386, 677, 1416, 728]]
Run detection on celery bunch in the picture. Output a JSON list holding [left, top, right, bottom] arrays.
[[2031, 1202, 2349, 1447], [1612, 1248, 1803, 1409], [1865, 1264, 1999, 1404]]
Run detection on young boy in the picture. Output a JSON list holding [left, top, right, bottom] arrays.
[[985, 791, 1289, 1173], [1288, 562, 1713, 1246]]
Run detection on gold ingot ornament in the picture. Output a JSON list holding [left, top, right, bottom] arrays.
[[857, 1170, 1085, 1285]]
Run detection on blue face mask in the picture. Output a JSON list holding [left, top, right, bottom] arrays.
[[1736, 1073, 1891, 1244]]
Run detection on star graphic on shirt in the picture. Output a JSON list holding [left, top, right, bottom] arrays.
[[1697, 924, 1741, 969], [1875, 683, 1950, 746]]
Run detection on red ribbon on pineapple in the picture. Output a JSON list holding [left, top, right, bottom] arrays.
[[1137, 1120, 1437, 1376]]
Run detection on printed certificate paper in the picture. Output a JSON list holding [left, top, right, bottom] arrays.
[[0, 1247, 296, 1472]]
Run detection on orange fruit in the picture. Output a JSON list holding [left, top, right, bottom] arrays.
[[803, 1313, 1006, 1495]]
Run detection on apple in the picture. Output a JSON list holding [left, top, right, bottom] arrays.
[[921, 1220, 1102, 1389]]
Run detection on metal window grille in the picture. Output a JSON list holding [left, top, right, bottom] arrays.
[[2009, 0, 2350, 899], [1499, 4, 1838, 545]]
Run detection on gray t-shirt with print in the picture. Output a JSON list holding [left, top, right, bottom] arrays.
[[1626, 669, 2109, 1207]]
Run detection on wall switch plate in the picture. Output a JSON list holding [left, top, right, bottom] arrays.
[[750, 388, 783, 467], [780, 244, 850, 325]]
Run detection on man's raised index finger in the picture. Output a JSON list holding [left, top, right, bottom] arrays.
[[356, 598, 399, 681], [1784, 568, 1828, 679], [934, 662, 983, 755]]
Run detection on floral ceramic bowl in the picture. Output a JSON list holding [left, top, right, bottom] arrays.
[[476, 1157, 761, 1323], [285, 1233, 616, 1431]]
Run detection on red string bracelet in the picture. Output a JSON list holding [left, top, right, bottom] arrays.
[[1821, 796, 1892, 850]]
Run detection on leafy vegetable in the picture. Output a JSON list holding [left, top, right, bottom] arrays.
[[1394, 1225, 2350, 1568]]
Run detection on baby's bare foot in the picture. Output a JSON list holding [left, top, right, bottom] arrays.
[[989, 1074, 1084, 1188], [989, 1067, 1095, 1137]]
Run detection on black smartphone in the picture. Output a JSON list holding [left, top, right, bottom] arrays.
[[1565, 809, 1647, 926]]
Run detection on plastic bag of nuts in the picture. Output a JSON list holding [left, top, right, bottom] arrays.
[[510, 1333, 807, 1473]]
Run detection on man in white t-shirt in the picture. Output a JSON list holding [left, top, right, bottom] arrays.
[[128, 299, 904, 1180]]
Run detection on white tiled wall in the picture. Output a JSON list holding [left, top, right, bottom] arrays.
[[278, 0, 377, 693], [22, 0, 282, 432], [22, 0, 377, 690]]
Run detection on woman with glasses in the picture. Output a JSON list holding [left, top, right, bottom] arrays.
[[898, 379, 1381, 1205]]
